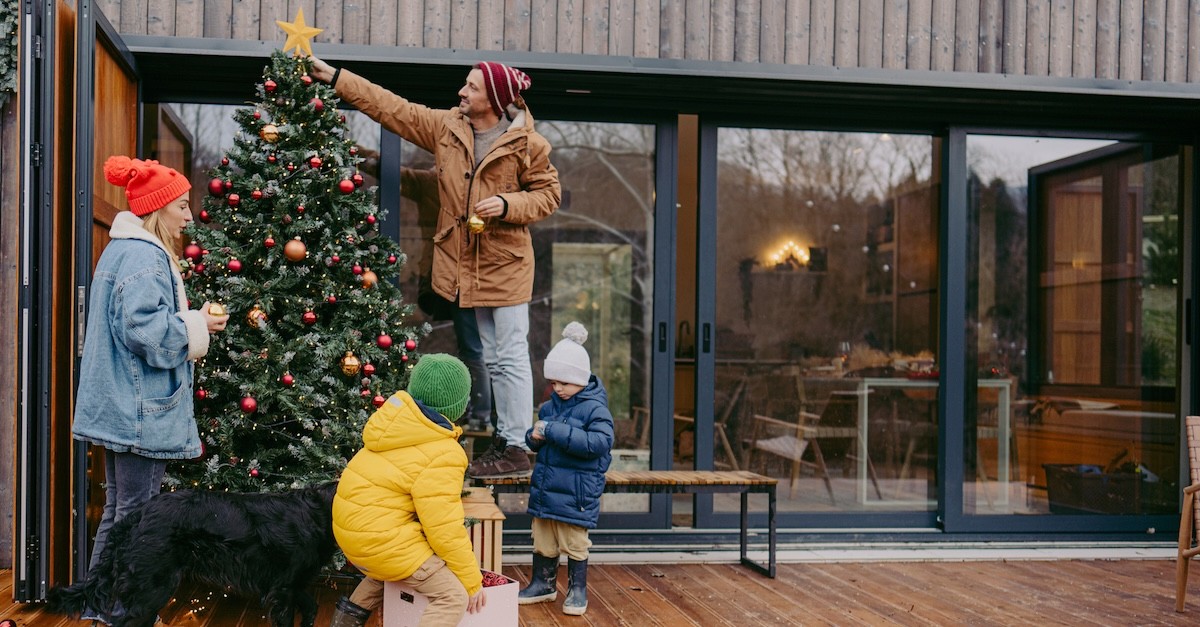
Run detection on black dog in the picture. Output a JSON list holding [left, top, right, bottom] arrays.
[[48, 482, 338, 627]]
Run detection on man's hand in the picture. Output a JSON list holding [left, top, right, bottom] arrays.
[[309, 56, 336, 83], [473, 195, 506, 219], [466, 589, 487, 614]]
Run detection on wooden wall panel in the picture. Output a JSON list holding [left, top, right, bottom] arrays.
[[907, 0, 932, 71], [450, 0, 479, 50], [556, 0, 582, 54], [477, 0, 504, 50], [785, 0, 810, 65], [203, 0, 233, 38], [399, 0, 423, 46], [1003, 0, 1027, 75], [1094, 0, 1119, 79], [1073, 0, 1097, 78], [425, 0, 451, 49], [661, 0, 685, 59], [369, 0, 399, 46], [146, 0, 175, 36], [858, 0, 883, 69], [632, 0, 657, 58], [315, 0, 343, 45], [1191, 0, 1200, 82], [929, 0, 954, 71], [710, 0, 735, 62], [953, 0, 978, 71], [833, 0, 857, 67], [1118, 0, 1142, 80], [1047, 0, 1071, 77], [978, 0, 1001, 73], [1142, 0, 1166, 82], [684, 0, 711, 61], [608, 0, 634, 56], [231, 0, 261, 41], [258, 0, 289, 42], [340, 0, 370, 46], [734, 0, 760, 62], [1163, 0, 1188, 83], [582, 0, 610, 55], [173, 0, 202, 37], [761, 0, 786, 64], [529, 0, 556, 52], [503, 0, 531, 50], [120, 0, 147, 34], [0, 99, 16, 573], [882, 0, 908, 70], [1027, 0, 1050, 76], [810, 0, 834, 65]]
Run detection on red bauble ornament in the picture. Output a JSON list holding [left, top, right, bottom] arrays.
[[251, 189, 263, 200], [227, 193, 241, 207], [296, 205, 305, 214], [195, 388, 207, 400], [282, 215, 293, 225], [250, 468, 260, 478], [352, 264, 363, 275], [340, 114, 347, 123], [224, 179, 233, 190], [377, 334, 393, 350], [192, 263, 205, 274], [327, 295, 337, 303], [352, 173, 364, 187], [281, 372, 295, 386], [310, 97, 324, 111], [301, 75, 313, 86], [363, 363, 376, 376], [388, 254, 397, 263], [302, 311, 317, 325], [338, 179, 355, 194], [199, 210, 211, 223], [240, 396, 258, 413], [309, 156, 322, 169], [264, 236, 276, 248], [253, 110, 261, 119], [400, 353, 410, 362], [287, 163, 296, 171], [360, 388, 371, 398], [227, 258, 242, 273], [207, 178, 225, 196], [330, 255, 340, 264], [264, 79, 277, 92], [184, 244, 203, 261], [221, 156, 230, 166], [268, 154, 277, 163], [349, 146, 359, 156], [366, 215, 377, 225], [405, 339, 417, 351], [373, 395, 386, 408]]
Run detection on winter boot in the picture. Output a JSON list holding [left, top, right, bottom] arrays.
[[562, 558, 588, 616], [518, 552, 559, 605], [329, 596, 372, 627], [468, 436, 532, 478]]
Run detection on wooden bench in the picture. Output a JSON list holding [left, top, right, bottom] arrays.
[[475, 469, 778, 578]]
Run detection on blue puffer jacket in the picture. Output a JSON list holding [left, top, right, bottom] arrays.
[[525, 376, 614, 528]]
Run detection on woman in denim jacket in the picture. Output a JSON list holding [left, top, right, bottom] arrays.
[[71, 156, 227, 621]]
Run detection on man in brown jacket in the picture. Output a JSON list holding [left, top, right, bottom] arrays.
[[310, 56, 561, 478]]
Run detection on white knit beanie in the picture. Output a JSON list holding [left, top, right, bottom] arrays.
[[544, 322, 591, 386]]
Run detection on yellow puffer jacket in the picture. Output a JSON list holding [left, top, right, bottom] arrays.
[[333, 391, 482, 595]]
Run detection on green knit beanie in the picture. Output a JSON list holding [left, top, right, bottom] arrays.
[[407, 353, 471, 421]]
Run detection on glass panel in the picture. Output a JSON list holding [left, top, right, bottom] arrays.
[[398, 122, 658, 515], [966, 135, 1183, 515], [715, 128, 941, 512]]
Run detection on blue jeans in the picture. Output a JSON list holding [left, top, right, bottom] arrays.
[[88, 450, 168, 571], [474, 304, 534, 450], [453, 306, 492, 425]]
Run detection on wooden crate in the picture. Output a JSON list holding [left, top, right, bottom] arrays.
[[463, 488, 505, 572]]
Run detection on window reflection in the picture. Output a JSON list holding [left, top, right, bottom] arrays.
[[714, 128, 941, 512], [967, 135, 1183, 516]]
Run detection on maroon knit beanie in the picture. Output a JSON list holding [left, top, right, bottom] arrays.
[[475, 61, 532, 118], [103, 155, 191, 216]]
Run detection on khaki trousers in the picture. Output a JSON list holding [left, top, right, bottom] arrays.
[[349, 555, 469, 626], [531, 517, 592, 561]]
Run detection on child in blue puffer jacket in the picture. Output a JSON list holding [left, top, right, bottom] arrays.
[[518, 322, 614, 616]]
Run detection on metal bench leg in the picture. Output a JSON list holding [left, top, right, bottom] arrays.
[[739, 488, 777, 579]]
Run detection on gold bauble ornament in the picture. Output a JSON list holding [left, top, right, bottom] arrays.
[[207, 303, 227, 317], [340, 351, 361, 376], [361, 270, 378, 289], [467, 214, 486, 234], [246, 306, 269, 329], [283, 238, 307, 262], [259, 123, 280, 143]]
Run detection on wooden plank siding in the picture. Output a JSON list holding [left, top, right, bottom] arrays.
[[78, 1, 1200, 86]]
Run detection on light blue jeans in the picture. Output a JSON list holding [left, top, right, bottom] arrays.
[[88, 449, 168, 571], [453, 306, 492, 425], [474, 304, 534, 451]]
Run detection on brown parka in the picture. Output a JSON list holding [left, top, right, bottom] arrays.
[[335, 69, 561, 308]]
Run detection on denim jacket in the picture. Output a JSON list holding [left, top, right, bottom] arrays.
[[72, 211, 209, 459]]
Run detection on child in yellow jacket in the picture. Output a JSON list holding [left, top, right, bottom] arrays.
[[331, 354, 485, 626]]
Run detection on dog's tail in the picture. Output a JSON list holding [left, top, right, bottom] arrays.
[[46, 506, 144, 616]]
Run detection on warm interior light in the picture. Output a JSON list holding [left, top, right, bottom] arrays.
[[766, 240, 810, 268]]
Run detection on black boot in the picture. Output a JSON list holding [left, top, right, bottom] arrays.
[[328, 596, 371, 627], [518, 552, 559, 605], [563, 558, 588, 616]]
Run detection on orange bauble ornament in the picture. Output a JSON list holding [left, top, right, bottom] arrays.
[[246, 306, 268, 329], [361, 269, 378, 289], [283, 238, 307, 262], [340, 351, 361, 376]]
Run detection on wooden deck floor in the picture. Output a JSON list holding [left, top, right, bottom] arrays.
[[4, 559, 1199, 626]]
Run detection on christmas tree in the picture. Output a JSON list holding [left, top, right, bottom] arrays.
[[168, 48, 426, 492]]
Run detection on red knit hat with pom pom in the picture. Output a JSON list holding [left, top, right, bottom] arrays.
[[475, 62, 531, 118], [103, 155, 191, 216]]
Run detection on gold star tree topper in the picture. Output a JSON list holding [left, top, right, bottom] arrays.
[[277, 8, 323, 57]]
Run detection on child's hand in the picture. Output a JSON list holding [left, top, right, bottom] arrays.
[[467, 589, 487, 613], [531, 420, 547, 440]]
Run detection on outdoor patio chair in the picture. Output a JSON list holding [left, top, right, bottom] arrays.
[[1175, 415, 1200, 612]]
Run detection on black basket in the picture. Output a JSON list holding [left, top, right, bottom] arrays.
[[1043, 463, 1174, 515]]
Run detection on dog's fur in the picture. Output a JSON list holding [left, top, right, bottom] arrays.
[[47, 482, 338, 627]]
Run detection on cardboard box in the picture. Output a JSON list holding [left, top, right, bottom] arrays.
[[382, 571, 518, 627]]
